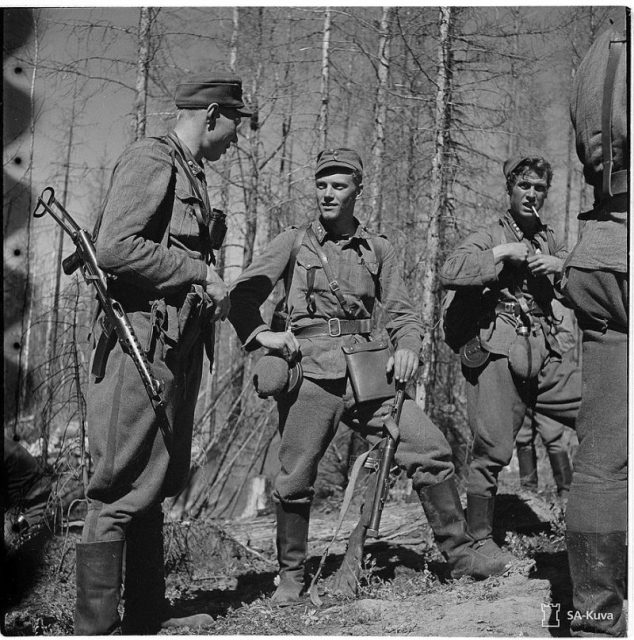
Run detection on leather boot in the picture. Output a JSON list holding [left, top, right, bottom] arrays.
[[566, 530, 626, 636], [121, 509, 214, 633], [418, 479, 510, 579], [516, 444, 539, 491], [466, 493, 517, 566], [121, 510, 165, 634], [548, 450, 573, 498], [271, 502, 310, 605], [74, 539, 124, 635]]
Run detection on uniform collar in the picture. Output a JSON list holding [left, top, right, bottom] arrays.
[[168, 131, 206, 179], [311, 217, 372, 249], [502, 210, 547, 243]]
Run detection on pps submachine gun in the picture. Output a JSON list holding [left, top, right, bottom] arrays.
[[33, 186, 172, 445], [366, 384, 405, 537]]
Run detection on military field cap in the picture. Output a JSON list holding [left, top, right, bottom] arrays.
[[175, 73, 252, 116], [315, 148, 363, 176], [252, 354, 303, 398], [503, 153, 547, 178]]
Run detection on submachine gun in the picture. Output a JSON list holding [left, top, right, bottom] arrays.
[[33, 187, 172, 445], [366, 384, 406, 537]]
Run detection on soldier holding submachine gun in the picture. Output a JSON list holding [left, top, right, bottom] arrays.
[[228, 147, 513, 606], [34, 71, 251, 635]]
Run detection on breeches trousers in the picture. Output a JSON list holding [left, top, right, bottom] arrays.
[[273, 376, 455, 504]]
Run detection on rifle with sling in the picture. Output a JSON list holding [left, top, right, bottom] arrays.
[[33, 187, 172, 446]]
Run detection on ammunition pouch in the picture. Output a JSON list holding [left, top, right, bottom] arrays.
[[459, 335, 490, 369]]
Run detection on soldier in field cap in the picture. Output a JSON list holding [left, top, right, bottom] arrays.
[[74, 71, 251, 635], [229, 147, 514, 606], [440, 153, 580, 570]]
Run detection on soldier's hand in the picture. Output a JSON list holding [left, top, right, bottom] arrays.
[[527, 254, 563, 276], [205, 265, 230, 321], [494, 242, 529, 267], [255, 330, 300, 362], [387, 348, 419, 384]]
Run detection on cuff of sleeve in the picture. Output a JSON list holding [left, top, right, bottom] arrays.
[[483, 249, 501, 283], [395, 336, 422, 355], [244, 324, 270, 352]]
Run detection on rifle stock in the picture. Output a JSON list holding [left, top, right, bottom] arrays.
[[366, 386, 405, 537], [33, 187, 171, 443]]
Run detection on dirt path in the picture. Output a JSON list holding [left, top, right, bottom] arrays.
[[3, 489, 574, 636]]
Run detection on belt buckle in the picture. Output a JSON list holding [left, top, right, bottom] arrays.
[[328, 318, 342, 337]]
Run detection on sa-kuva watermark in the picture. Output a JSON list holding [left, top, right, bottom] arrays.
[[541, 603, 561, 628], [541, 603, 615, 628]]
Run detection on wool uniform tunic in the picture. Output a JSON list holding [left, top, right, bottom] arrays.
[[83, 133, 214, 542], [230, 218, 455, 504], [440, 212, 580, 498]]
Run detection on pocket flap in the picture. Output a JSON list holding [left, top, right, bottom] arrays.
[[342, 340, 388, 355], [175, 185, 203, 205]]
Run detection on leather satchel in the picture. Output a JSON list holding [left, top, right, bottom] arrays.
[[342, 340, 395, 405]]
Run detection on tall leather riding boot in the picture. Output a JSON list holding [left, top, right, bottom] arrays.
[[418, 479, 510, 579], [271, 502, 310, 605], [466, 493, 517, 566], [121, 510, 165, 634], [121, 510, 214, 633], [74, 539, 124, 635], [516, 444, 539, 491], [548, 451, 573, 497], [566, 530, 626, 636]]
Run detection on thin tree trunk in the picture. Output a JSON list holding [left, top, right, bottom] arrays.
[[210, 6, 242, 442], [506, 10, 520, 156], [368, 6, 394, 231], [342, 56, 354, 146], [416, 6, 454, 411], [40, 78, 78, 455], [134, 7, 153, 141], [319, 7, 332, 149], [71, 278, 89, 492]]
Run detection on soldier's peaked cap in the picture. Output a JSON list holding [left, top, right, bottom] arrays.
[[503, 152, 548, 179], [175, 72, 252, 116], [315, 148, 363, 176]]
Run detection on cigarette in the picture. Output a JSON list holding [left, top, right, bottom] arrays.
[[531, 206, 541, 221]]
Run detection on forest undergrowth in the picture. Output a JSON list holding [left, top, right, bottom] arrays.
[[3, 464, 575, 637]]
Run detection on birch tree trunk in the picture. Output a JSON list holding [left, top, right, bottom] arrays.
[[416, 6, 454, 411], [367, 6, 394, 231], [134, 7, 153, 141], [318, 7, 332, 149]]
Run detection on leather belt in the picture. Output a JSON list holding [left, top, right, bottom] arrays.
[[293, 318, 373, 338]]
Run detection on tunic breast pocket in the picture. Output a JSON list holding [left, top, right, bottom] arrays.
[[173, 186, 204, 240], [295, 256, 326, 293], [358, 258, 379, 298]]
